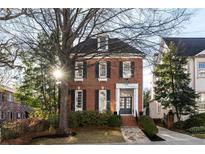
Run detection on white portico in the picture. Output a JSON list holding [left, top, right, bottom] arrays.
[[116, 83, 138, 117]]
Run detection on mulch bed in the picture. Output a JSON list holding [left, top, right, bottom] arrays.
[[143, 131, 165, 141]]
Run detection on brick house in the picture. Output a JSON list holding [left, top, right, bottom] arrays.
[[0, 85, 32, 122], [68, 34, 143, 117]]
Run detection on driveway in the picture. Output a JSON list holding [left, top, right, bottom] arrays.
[[147, 126, 205, 145]]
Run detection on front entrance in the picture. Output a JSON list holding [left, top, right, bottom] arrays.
[[119, 97, 132, 114], [116, 83, 138, 116]]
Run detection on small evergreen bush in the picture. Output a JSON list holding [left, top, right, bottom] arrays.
[[184, 113, 205, 129], [188, 126, 205, 134], [139, 115, 158, 137]]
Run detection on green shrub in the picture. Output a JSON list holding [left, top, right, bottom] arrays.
[[184, 113, 205, 129], [188, 126, 205, 134], [139, 115, 158, 137], [68, 111, 121, 128], [107, 115, 121, 127], [173, 121, 186, 129]]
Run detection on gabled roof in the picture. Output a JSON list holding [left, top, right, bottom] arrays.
[[162, 37, 205, 56], [73, 38, 143, 55]]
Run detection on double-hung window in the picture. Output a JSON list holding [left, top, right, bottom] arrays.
[[75, 90, 83, 111], [99, 62, 107, 79], [198, 62, 205, 78], [123, 61, 132, 78], [99, 90, 107, 112], [98, 36, 108, 51], [75, 62, 84, 80]]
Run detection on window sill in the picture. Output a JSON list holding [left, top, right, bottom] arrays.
[[98, 78, 108, 81], [74, 78, 84, 82]]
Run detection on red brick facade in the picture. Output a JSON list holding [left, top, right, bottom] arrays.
[[68, 56, 143, 115]]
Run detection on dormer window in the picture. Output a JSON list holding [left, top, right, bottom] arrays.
[[97, 34, 108, 51]]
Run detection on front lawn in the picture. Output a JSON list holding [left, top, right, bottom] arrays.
[[31, 127, 125, 144], [192, 134, 205, 139]]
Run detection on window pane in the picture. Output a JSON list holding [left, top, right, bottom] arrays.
[[99, 62, 107, 78], [99, 90, 107, 112], [120, 99, 124, 108], [123, 61, 131, 78], [75, 62, 83, 78], [198, 62, 205, 78], [75, 90, 83, 111], [99, 37, 107, 50]]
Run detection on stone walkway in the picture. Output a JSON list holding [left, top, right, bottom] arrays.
[[121, 126, 205, 145], [120, 126, 150, 144]]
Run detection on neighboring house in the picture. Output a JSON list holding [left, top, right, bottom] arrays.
[[0, 85, 32, 122], [68, 34, 143, 117], [150, 37, 205, 120]]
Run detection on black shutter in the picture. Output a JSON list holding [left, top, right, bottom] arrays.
[[71, 90, 75, 111], [83, 62, 87, 78], [95, 62, 99, 78], [131, 61, 135, 78], [119, 61, 123, 78], [107, 61, 111, 78], [83, 90, 86, 111], [95, 90, 99, 111], [106, 90, 110, 111]]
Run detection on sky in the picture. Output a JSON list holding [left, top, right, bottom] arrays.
[[143, 8, 205, 90]]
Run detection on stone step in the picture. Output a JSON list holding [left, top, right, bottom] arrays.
[[121, 116, 138, 126]]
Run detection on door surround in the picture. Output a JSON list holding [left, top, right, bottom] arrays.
[[116, 83, 138, 116]]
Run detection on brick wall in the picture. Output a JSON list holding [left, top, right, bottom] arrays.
[[68, 57, 143, 113]]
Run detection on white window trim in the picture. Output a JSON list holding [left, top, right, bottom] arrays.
[[74, 62, 84, 80], [123, 61, 132, 78], [75, 90, 83, 111], [99, 90, 107, 112], [98, 62, 107, 80], [97, 36, 108, 51]]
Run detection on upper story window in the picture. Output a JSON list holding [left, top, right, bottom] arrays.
[[98, 35, 108, 51], [99, 62, 107, 79], [96, 61, 111, 80], [75, 62, 84, 79], [7, 92, 13, 102], [123, 61, 132, 78], [197, 62, 205, 78]]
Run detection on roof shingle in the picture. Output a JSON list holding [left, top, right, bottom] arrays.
[[163, 37, 205, 56]]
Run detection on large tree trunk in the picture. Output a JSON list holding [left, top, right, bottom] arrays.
[[57, 63, 72, 134], [58, 80, 69, 134]]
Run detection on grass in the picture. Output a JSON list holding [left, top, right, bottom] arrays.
[[192, 134, 205, 139], [31, 127, 125, 144]]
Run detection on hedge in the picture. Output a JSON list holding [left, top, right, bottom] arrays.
[[68, 111, 121, 128], [139, 115, 158, 137], [188, 126, 205, 134]]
